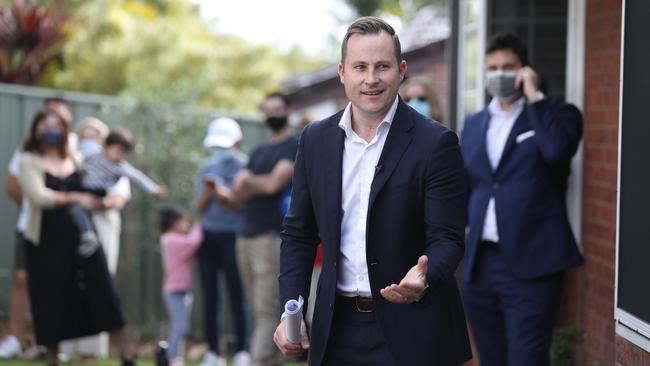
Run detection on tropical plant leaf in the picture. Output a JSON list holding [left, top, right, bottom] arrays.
[[0, 0, 68, 84]]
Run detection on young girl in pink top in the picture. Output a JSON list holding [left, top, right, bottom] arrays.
[[159, 207, 203, 366]]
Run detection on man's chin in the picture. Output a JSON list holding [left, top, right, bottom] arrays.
[[351, 108, 388, 122]]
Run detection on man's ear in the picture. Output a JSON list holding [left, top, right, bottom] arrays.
[[338, 63, 345, 84], [399, 60, 408, 80]]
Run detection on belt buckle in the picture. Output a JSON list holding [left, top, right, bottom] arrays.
[[355, 296, 373, 313]]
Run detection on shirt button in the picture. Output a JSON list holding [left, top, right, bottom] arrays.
[[358, 275, 364, 281]]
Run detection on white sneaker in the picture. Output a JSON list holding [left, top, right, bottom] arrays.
[[170, 357, 185, 366], [0, 335, 21, 359], [200, 351, 227, 366], [232, 350, 251, 366]]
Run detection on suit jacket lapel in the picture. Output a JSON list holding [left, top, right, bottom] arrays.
[[478, 111, 494, 179], [323, 114, 345, 248], [368, 99, 414, 209]]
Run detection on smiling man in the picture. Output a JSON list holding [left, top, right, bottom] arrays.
[[273, 16, 472, 366]]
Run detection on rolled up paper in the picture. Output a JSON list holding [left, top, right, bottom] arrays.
[[284, 296, 304, 344]]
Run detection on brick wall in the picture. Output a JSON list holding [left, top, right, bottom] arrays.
[[616, 335, 650, 366], [564, 0, 650, 364]]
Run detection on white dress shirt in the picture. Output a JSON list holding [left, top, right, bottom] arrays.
[[8, 149, 29, 232], [481, 97, 525, 242], [337, 96, 399, 296]]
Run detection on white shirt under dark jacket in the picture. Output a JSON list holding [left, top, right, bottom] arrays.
[[481, 97, 526, 242], [337, 96, 399, 297]]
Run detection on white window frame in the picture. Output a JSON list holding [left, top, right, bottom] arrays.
[[565, 0, 586, 248], [456, 0, 486, 132]]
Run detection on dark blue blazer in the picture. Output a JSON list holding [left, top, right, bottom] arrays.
[[460, 97, 584, 283], [279, 99, 472, 366]]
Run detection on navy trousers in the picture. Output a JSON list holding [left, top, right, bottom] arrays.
[[321, 297, 396, 366], [461, 244, 564, 366], [198, 230, 247, 354]]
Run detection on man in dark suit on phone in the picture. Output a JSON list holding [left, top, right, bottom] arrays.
[[460, 32, 583, 366], [273, 16, 472, 366]]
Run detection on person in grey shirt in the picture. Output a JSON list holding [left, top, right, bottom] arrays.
[[195, 118, 250, 366], [72, 128, 168, 257]]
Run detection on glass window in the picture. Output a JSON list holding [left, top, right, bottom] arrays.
[[457, 0, 486, 131]]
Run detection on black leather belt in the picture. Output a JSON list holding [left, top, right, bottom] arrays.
[[481, 240, 499, 246], [336, 295, 375, 312]]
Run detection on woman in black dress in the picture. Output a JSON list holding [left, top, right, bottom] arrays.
[[17, 108, 136, 366]]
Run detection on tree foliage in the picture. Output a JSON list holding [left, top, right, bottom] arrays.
[[0, 0, 69, 85], [346, 0, 446, 18], [36, 0, 324, 114]]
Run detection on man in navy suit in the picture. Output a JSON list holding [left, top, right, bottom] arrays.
[[273, 16, 472, 366], [460, 32, 583, 366]]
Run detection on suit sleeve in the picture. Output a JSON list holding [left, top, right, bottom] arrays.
[[527, 98, 583, 165], [422, 130, 468, 291], [459, 118, 474, 196], [279, 125, 320, 315]]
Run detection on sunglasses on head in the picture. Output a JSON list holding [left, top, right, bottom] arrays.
[[404, 96, 428, 102]]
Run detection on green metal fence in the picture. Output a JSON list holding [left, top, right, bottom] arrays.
[[0, 82, 269, 344]]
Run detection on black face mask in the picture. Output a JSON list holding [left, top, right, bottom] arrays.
[[38, 130, 65, 148], [266, 116, 288, 132]]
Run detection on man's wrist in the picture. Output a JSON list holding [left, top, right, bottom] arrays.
[[417, 281, 430, 302], [528, 90, 546, 104]]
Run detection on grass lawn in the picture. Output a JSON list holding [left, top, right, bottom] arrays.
[[0, 359, 306, 365], [0, 360, 177, 366]]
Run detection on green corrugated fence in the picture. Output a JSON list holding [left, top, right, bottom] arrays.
[[0, 82, 269, 346]]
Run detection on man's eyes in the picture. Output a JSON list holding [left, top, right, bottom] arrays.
[[353, 64, 390, 70]]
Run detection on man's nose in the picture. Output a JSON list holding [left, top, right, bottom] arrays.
[[365, 68, 380, 84]]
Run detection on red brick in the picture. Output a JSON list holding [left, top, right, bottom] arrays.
[[617, 335, 644, 365], [573, 1, 622, 364]]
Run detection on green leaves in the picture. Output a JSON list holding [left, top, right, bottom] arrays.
[[41, 0, 325, 115], [0, 0, 69, 84]]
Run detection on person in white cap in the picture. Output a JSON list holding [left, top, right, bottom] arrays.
[[214, 93, 298, 366], [195, 117, 250, 366]]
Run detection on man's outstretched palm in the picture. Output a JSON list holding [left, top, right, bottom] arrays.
[[380, 255, 429, 304]]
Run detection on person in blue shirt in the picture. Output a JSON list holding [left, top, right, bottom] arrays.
[[196, 117, 250, 366]]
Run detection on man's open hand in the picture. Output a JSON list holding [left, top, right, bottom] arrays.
[[380, 255, 429, 304]]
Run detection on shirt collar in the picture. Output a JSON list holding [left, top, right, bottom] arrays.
[[338, 95, 399, 137], [488, 96, 526, 118]]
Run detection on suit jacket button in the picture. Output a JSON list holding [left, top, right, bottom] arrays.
[[492, 182, 499, 189], [329, 304, 333, 310]]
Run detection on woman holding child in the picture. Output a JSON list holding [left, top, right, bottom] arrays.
[[17, 108, 136, 366]]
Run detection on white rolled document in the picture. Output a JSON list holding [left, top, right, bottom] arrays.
[[284, 296, 305, 344]]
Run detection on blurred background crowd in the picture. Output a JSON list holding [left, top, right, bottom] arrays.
[[0, 0, 646, 365]]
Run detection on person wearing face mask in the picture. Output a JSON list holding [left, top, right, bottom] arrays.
[[195, 117, 250, 366], [59, 117, 133, 361], [76, 118, 108, 157], [459, 32, 583, 366], [213, 93, 298, 366], [399, 75, 445, 123], [17, 108, 137, 366], [1, 97, 76, 360]]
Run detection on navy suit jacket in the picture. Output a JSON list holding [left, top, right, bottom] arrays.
[[460, 97, 584, 283], [279, 99, 472, 366]]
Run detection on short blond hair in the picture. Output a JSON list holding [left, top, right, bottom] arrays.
[[76, 117, 109, 140]]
